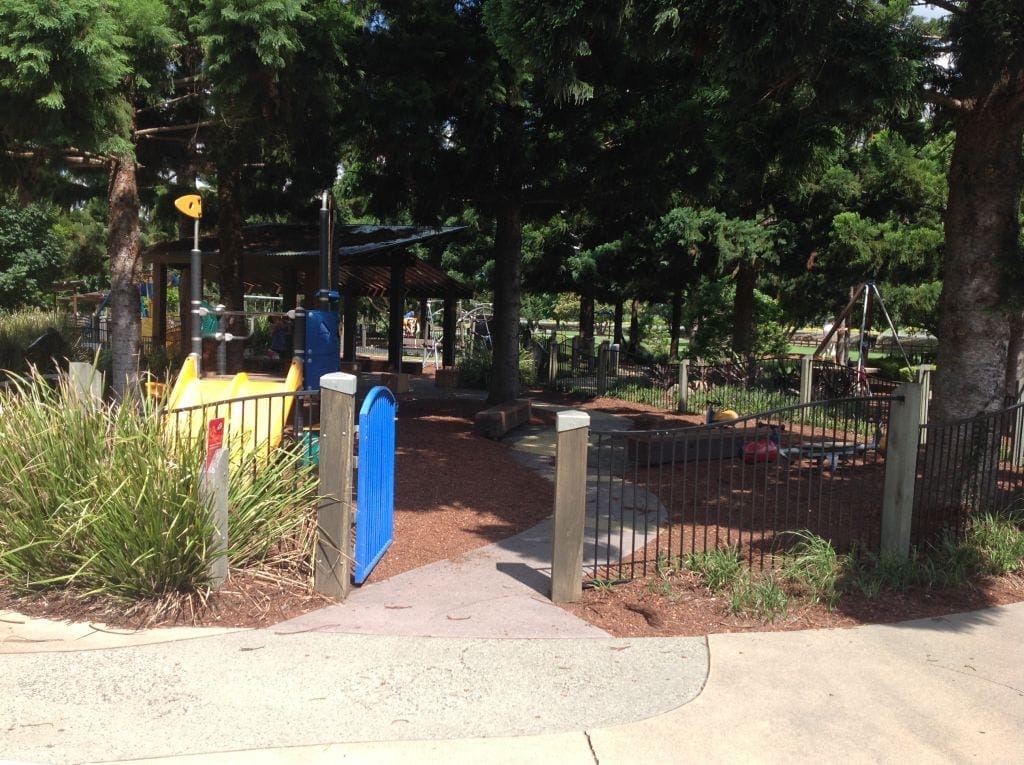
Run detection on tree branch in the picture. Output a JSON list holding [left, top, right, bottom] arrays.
[[915, 0, 962, 15], [922, 87, 967, 112], [4, 147, 111, 168], [133, 120, 217, 137], [137, 93, 206, 113]]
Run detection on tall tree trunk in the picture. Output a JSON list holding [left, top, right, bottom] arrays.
[[732, 259, 757, 361], [108, 154, 141, 401], [669, 289, 682, 360], [488, 199, 522, 404], [613, 298, 624, 345], [578, 292, 595, 340], [932, 110, 1024, 422], [628, 298, 640, 354], [217, 157, 246, 374]]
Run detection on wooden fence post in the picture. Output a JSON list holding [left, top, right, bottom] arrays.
[[799, 355, 813, 404], [881, 382, 923, 560], [315, 372, 357, 599], [677, 359, 690, 413], [68, 361, 103, 407], [551, 410, 590, 604], [916, 364, 936, 444], [200, 449, 229, 589]]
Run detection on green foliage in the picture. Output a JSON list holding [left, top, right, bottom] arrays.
[[684, 279, 734, 362], [0, 311, 82, 376], [457, 344, 537, 390], [0, 375, 211, 597], [0, 201, 66, 309], [874, 356, 915, 382], [0, 372, 317, 599], [227, 448, 317, 568], [782, 530, 842, 608], [684, 547, 744, 593], [685, 546, 787, 619], [456, 344, 493, 390], [968, 511, 1024, 575], [52, 201, 108, 289], [729, 574, 788, 620], [521, 293, 558, 331]]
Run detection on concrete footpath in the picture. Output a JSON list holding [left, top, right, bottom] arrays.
[[2, 604, 1023, 764]]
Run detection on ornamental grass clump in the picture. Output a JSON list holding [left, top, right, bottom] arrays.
[[0, 371, 316, 600]]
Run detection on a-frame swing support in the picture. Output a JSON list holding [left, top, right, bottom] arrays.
[[814, 282, 913, 372]]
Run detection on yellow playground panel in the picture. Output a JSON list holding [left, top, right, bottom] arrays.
[[163, 356, 304, 465]]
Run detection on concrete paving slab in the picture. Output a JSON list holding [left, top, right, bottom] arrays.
[[589, 602, 1024, 763], [0, 610, 239, 653], [1, 631, 707, 765], [99, 732, 597, 765], [276, 518, 609, 638]]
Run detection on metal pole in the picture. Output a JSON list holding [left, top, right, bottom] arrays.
[[216, 306, 227, 375], [319, 191, 330, 312], [190, 217, 202, 373]]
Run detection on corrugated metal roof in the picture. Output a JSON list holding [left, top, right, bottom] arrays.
[[141, 223, 471, 298]]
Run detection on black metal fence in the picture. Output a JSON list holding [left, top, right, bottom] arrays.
[[912, 402, 1024, 546], [542, 336, 906, 418], [584, 396, 892, 581], [686, 358, 802, 416], [165, 388, 321, 473], [62, 316, 181, 365], [812, 360, 901, 400], [548, 336, 600, 395]]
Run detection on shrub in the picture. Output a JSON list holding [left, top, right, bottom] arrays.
[[0, 371, 316, 600], [782, 531, 843, 608]]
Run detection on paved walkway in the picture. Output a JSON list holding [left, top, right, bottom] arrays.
[[2, 376, 1023, 763]]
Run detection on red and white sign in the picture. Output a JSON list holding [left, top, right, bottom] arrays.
[[206, 417, 225, 469]]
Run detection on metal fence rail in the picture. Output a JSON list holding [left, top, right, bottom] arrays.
[[542, 337, 906, 419], [165, 388, 321, 472], [686, 358, 801, 416], [912, 402, 1024, 546], [549, 336, 599, 395], [585, 396, 892, 581]]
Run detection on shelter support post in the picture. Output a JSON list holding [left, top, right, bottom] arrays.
[[152, 263, 167, 352], [342, 283, 358, 362], [315, 372, 357, 599], [284, 270, 298, 314], [551, 410, 590, 603], [443, 294, 457, 368], [388, 263, 406, 374]]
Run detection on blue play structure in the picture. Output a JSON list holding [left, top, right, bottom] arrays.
[[302, 309, 341, 390]]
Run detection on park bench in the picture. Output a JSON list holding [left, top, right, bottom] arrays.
[[626, 424, 773, 465], [474, 399, 532, 439]]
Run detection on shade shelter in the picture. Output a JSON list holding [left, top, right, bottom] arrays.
[[141, 223, 471, 372]]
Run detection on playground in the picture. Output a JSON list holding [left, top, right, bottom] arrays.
[[4, 371, 1022, 638]]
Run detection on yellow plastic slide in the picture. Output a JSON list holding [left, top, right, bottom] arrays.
[[164, 356, 304, 464]]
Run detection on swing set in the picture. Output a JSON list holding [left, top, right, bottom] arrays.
[[814, 281, 912, 395]]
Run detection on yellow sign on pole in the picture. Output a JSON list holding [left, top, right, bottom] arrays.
[[174, 194, 203, 220]]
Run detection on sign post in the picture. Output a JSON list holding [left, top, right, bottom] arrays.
[[201, 417, 229, 587], [174, 193, 204, 374]]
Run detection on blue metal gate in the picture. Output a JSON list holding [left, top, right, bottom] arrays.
[[354, 385, 397, 584]]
